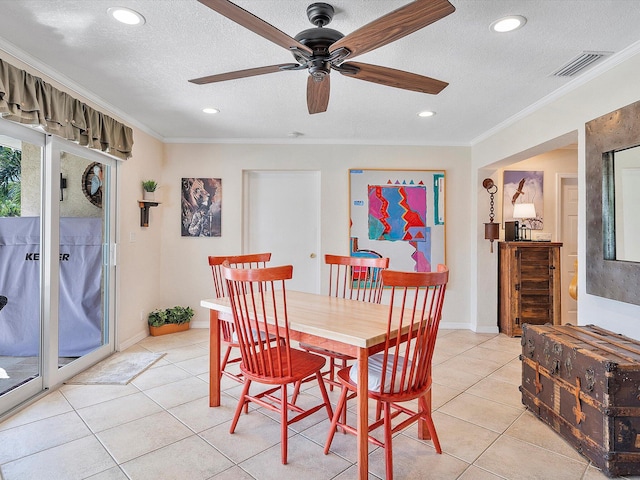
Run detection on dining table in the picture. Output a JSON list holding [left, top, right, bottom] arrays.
[[201, 290, 434, 480]]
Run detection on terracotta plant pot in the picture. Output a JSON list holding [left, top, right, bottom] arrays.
[[149, 322, 190, 336]]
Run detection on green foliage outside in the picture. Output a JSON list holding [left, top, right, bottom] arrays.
[[0, 146, 21, 217], [148, 306, 194, 327]]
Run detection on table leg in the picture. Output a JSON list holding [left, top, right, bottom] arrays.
[[209, 309, 221, 407], [356, 347, 369, 479]]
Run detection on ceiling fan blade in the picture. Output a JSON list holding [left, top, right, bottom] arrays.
[[329, 0, 455, 59], [189, 63, 299, 85], [307, 75, 330, 114], [339, 62, 448, 94], [198, 0, 312, 54]]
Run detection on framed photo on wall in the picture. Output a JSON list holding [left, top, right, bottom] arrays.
[[349, 169, 445, 272], [502, 170, 544, 230], [181, 178, 221, 237]]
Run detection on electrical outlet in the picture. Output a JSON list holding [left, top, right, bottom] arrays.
[[129, 232, 136, 243]]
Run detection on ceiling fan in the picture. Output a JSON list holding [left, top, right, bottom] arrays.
[[189, 0, 455, 114]]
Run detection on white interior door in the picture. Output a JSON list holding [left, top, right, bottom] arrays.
[[244, 170, 320, 293], [559, 175, 578, 325]]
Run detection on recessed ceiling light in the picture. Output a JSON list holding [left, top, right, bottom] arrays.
[[202, 108, 219, 114], [108, 7, 146, 25], [490, 15, 526, 33], [287, 131, 304, 138], [417, 111, 436, 118]]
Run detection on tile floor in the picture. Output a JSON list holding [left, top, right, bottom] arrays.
[[0, 328, 637, 480]]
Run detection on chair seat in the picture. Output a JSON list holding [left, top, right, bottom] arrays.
[[298, 342, 354, 361], [343, 353, 412, 394], [241, 347, 327, 385]]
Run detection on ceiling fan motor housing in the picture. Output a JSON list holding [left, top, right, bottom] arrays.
[[306, 3, 335, 27]]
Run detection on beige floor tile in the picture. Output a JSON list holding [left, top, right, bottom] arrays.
[[465, 375, 523, 409], [437, 354, 505, 378], [142, 376, 209, 409], [175, 353, 209, 376], [367, 433, 469, 480], [77, 391, 163, 433], [432, 383, 463, 409], [96, 411, 192, 464], [168, 393, 240, 433], [0, 435, 115, 480], [465, 344, 520, 365], [59, 383, 139, 409], [84, 466, 129, 480], [432, 363, 484, 391], [475, 435, 588, 480], [438, 392, 523, 433], [162, 344, 208, 364], [487, 360, 522, 385], [120, 435, 233, 480], [504, 411, 588, 463], [130, 363, 192, 390], [0, 411, 90, 463], [457, 465, 505, 479], [0, 390, 73, 431], [238, 433, 352, 480], [6, 329, 599, 480], [424, 411, 500, 463], [201, 412, 289, 464]]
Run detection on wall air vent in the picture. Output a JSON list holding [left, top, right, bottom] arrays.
[[551, 51, 612, 77]]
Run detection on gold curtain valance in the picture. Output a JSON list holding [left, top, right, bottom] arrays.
[[0, 58, 133, 160]]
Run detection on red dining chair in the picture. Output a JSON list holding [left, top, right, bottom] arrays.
[[222, 262, 334, 465], [324, 265, 449, 480], [297, 254, 389, 394], [208, 253, 272, 383]]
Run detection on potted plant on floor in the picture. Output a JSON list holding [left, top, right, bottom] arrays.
[[148, 305, 194, 336], [142, 180, 158, 201]]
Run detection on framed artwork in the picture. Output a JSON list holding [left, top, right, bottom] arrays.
[[502, 170, 544, 229], [81, 162, 103, 208], [349, 169, 445, 272], [181, 178, 221, 237]]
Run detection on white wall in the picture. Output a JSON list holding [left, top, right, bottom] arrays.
[[472, 47, 640, 340], [158, 143, 472, 331]]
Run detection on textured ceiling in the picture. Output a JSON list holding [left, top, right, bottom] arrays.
[[1, 0, 639, 145]]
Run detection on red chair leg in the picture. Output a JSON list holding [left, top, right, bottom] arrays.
[[324, 384, 348, 454], [383, 402, 393, 480], [281, 383, 288, 464], [230, 379, 251, 433], [419, 395, 442, 453]]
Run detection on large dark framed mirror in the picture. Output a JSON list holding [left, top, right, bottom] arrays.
[[586, 99, 640, 305]]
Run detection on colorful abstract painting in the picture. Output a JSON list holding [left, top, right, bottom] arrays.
[[368, 185, 427, 241], [350, 170, 445, 273]]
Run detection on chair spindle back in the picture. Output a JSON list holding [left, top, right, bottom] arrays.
[[377, 265, 448, 398], [325, 254, 389, 304], [222, 263, 294, 379]]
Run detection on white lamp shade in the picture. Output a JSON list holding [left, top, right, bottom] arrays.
[[513, 203, 536, 219]]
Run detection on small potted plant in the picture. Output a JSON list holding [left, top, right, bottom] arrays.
[[148, 305, 194, 336], [142, 180, 158, 201]]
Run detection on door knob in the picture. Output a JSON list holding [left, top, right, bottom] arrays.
[[310, 253, 317, 258]]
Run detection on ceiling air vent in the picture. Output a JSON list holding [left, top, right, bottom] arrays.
[[551, 51, 612, 77]]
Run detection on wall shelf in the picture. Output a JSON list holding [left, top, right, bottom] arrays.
[[138, 200, 160, 227]]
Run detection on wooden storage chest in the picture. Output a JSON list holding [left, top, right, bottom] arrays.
[[520, 324, 640, 477]]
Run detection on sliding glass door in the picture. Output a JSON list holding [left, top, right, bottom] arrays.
[[0, 123, 45, 410], [0, 121, 117, 417]]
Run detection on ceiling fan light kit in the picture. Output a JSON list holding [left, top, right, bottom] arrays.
[[191, 0, 456, 114]]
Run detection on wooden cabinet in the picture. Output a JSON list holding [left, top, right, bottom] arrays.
[[498, 242, 562, 337]]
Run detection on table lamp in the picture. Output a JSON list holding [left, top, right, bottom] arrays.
[[512, 203, 536, 240]]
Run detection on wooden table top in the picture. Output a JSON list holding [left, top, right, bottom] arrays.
[[201, 290, 392, 349]]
